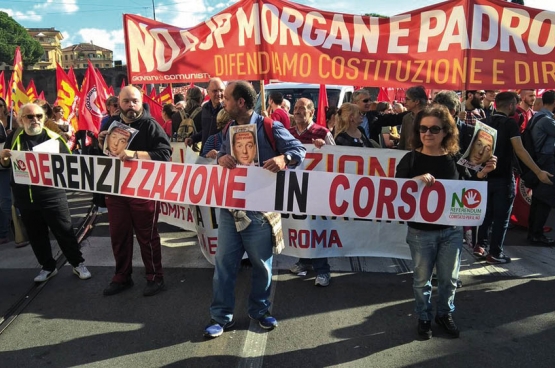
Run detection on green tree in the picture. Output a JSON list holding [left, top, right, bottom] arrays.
[[510, 0, 524, 5], [0, 12, 43, 67], [365, 13, 389, 18]]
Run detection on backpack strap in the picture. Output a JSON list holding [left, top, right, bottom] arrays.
[[262, 117, 277, 152]]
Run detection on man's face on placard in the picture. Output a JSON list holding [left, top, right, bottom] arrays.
[[233, 131, 256, 165], [108, 128, 130, 156], [469, 130, 493, 165]]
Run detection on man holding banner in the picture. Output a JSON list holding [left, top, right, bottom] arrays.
[[204, 81, 305, 338], [98, 86, 172, 297]]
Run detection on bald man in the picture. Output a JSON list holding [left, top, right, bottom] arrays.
[[98, 85, 172, 297]]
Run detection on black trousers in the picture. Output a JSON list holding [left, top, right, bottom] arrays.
[[19, 197, 84, 271], [528, 195, 552, 238]]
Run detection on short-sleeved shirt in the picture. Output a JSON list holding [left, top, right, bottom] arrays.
[[483, 113, 520, 179]]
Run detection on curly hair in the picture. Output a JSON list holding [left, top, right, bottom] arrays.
[[334, 103, 360, 138], [410, 105, 459, 155]]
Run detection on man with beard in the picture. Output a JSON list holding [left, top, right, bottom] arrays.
[[98, 86, 172, 297], [204, 81, 305, 338], [474, 92, 552, 264], [517, 89, 537, 132], [483, 90, 499, 119], [398, 86, 428, 150], [0, 103, 91, 282], [461, 90, 487, 126]]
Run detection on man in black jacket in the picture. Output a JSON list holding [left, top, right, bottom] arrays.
[[0, 102, 91, 282], [98, 86, 172, 297]]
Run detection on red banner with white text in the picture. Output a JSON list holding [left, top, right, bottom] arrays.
[[124, 0, 555, 89]]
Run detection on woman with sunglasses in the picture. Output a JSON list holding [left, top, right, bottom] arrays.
[[395, 105, 495, 340]]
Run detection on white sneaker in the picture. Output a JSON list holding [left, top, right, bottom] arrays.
[[73, 263, 92, 280], [315, 273, 331, 287], [34, 268, 58, 283]]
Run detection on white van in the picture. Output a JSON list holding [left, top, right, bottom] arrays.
[[255, 82, 354, 117]]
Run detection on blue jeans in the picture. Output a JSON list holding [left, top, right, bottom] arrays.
[[406, 226, 462, 321], [477, 176, 515, 256], [210, 210, 273, 324], [0, 170, 12, 239]]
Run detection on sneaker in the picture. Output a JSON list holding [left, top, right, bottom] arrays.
[[486, 253, 511, 264], [97, 207, 108, 214], [34, 268, 58, 283], [315, 272, 331, 287], [73, 263, 92, 280], [143, 279, 165, 296], [528, 235, 555, 245], [203, 319, 235, 338], [435, 314, 460, 338], [417, 319, 432, 340], [103, 279, 134, 296], [251, 312, 278, 330], [463, 228, 473, 248], [15, 241, 29, 248], [473, 245, 487, 259], [290, 262, 311, 274]]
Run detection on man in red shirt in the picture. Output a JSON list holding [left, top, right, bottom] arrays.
[[516, 89, 536, 132], [264, 91, 290, 129]]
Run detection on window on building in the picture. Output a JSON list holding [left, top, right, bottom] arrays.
[[95, 64, 99, 68], [65, 55, 68, 61], [70, 55, 73, 60]]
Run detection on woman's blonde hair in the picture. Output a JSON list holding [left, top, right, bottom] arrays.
[[334, 103, 360, 138], [216, 109, 231, 130]]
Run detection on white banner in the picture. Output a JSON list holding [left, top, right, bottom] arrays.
[[11, 145, 486, 263]]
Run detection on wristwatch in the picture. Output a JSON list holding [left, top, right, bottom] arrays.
[[284, 154, 292, 166]]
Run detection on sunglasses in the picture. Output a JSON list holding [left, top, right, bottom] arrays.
[[476, 92, 486, 96], [419, 125, 443, 134], [25, 114, 44, 120], [361, 98, 371, 103]]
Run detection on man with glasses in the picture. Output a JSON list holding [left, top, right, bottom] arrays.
[[185, 77, 225, 152], [353, 90, 373, 137], [0, 102, 91, 282], [100, 96, 120, 131], [461, 90, 486, 126]]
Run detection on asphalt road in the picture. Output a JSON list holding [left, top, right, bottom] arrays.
[[1, 191, 555, 368]]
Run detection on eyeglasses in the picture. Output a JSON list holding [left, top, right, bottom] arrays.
[[419, 125, 443, 134], [25, 114, 44, 120], [361, 98, 371, 103], [475, 92, 486, 96]]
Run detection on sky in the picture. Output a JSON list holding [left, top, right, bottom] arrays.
[[2, 0, 555, 65]]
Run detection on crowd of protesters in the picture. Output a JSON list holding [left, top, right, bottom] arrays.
[[1, 81, 554, 341]]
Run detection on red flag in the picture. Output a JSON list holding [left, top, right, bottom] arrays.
[[37, 91, 45, 101], [107, 86, 115, 96], [120, 78, 126, 91], [149, 87, 157, 99], [140, 84, 147, 93], [26, 79, 38, 102], [55, 63, 79, 132], [0, 71, 5, 100], [8, 47, 28, 113], [316, 84, 328, 127], [157, 85, 173, 105], [95, 68, 110, 99], [78, 61, 108, 135], [68, 67, 79, 91], [377, 88, 392, 103], [142, 91, 164, 126]]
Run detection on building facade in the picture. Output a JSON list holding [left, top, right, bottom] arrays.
[[26, 27, 64, 70], [61, 43, 113, 69]]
